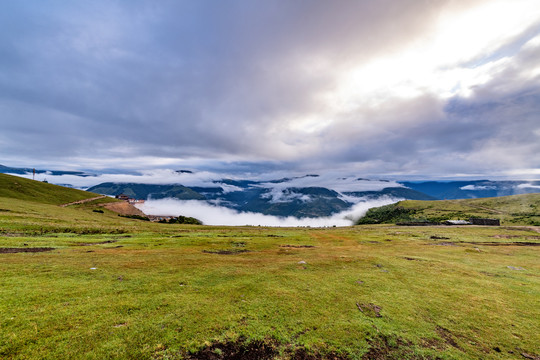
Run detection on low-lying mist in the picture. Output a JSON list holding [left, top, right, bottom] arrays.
[[136, 197, 399, 227]]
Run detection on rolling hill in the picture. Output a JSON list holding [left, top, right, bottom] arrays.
[[357, 193, 540, 225], [0, 173, 100, 205]]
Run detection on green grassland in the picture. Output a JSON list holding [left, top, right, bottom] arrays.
[[358, 194, 540, 226], [0, 174, 539, 359]]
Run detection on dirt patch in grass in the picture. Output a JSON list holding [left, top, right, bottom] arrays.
[[0, 247, 55, 253], [356, 303, 382, 318], [280, 245, 316, 248], [185, 338, 278, 360], [519, 351, 540, 360], [184, 338, 349, 360], [0, 232, 26, 237], [202, 249, 251, 255], [403, 257, 426, 261], [73, 240, 118, 246], [464, 241, 540, 246], [435, 326, 462, 350], [103, 201, 146, 216]]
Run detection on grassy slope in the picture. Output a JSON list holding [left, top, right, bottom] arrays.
[[0, 181, 539, 359], [359, 193, 540, 225], [0, 173, 100, 205]]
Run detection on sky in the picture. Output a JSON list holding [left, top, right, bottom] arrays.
[[1, 0, 540, 179]]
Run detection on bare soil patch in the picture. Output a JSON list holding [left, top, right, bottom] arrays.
[[184, 338, 278, 360], [280, 245, 316, 248], [73, 240, 118, 246], [520, 351, 540, 360], [493, 235, 540, 240], [430, 236, 450, 240], [184, 338, 350, 360], [202, 249, 251, 255], [435, 326, 462, 350], [102, 202, 146, 216], [464, 241, 540, 247], [0, 232, 26, 237], [356, 303, 382, 318], [0, 247, 55, 253]]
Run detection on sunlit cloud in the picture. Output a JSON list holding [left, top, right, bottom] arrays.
[[0, 1, 538, 178]]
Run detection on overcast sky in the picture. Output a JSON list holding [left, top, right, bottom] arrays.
[[1, 0, 540, 178]]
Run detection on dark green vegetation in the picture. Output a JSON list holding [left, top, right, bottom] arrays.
[[119, 214, 151, 221], [1, 174, 539, 359], [357, 194, 540, 226], [160, 216, 203, 225]]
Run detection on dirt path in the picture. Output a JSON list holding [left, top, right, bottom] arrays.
[[59, 195, 107, 207]]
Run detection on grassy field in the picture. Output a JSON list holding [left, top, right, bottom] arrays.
[[1, 175, 539, 359]]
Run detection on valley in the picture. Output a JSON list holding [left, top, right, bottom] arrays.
[[0, 173, 538, 359]]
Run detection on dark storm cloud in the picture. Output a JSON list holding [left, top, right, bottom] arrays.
[[0, 0, 539, 177]]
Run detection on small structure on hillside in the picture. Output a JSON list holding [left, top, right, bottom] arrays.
[[470, 218, 500, 226], [115, 194, 131, 201]]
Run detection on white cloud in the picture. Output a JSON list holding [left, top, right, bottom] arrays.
[[460, 185, 497, 191], [256, 175, 402, 193], [1, 1, 539, 178], [517, 183, 540, 189], [9, 169, 228, 189]]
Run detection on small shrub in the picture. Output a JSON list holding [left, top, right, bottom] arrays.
[[119, 214, 150, 221], [162, 216, 203, 225]]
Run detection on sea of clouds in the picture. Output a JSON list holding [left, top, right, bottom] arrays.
[[11, 169, 404, 226], [136, 196, 399, 227], [16, 169, 540, 227]]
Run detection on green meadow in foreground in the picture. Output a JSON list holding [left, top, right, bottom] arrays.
[[0, 174, 539, 359]]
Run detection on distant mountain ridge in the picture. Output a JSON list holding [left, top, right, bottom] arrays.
[[0, 164, 88, 176], [87, 178, 436, 218], [401, 180, 540, 199], [4, 164, 539, 219]]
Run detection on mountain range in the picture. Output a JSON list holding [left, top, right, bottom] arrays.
[[2, 164, 539, 219], [87, 177, 540, 218]]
